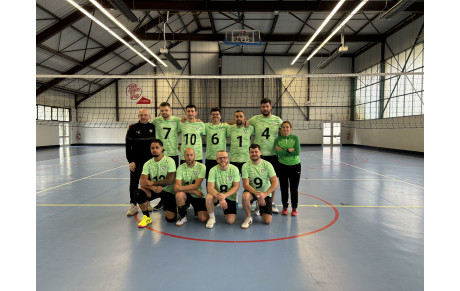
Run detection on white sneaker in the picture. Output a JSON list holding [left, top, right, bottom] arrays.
[[206, 217, 216, 229], [272, 203, 279, 214], [241, 217, 253, 229], [126, 203, 138, 216], [147, 202, 153, 212], [254, 202, 260, 216], [176, 215, 188, 226]]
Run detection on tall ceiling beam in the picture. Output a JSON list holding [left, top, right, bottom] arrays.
[[98, 0, 423, 13], [36, 5, 96, 44], [37, 12, 171, 96]]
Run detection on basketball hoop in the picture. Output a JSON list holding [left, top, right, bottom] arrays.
[[224, 30, 262, 46]]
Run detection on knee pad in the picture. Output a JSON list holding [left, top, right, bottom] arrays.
[[135, 189, 148, 204]]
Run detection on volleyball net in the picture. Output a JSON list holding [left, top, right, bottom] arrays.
[[36, 72, 423, 130]]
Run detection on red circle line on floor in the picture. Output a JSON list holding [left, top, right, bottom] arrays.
[[134, 193, 339, 243]]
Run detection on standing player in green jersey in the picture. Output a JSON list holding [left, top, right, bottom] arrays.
[[179, 105, 206, 164], [240, 144, 279, 228], [152, 102, 181, 168], [151, 102, 182, 211], [227, 110, 255, 173], [205, 150, 240, 229], [134, 139, 177, 228], [248, 98, 283, 214], [174, 148, 208, 226], [204, 108, 229, 180]]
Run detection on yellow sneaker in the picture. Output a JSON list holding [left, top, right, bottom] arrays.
[[138, 215, 152, 228]]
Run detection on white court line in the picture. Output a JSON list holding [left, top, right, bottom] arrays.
[[36, 165, 126, 194], [310, 154, 424, 189]]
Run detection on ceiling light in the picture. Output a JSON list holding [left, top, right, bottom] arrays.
[[307, 0, 368, 61], [291, 0, 346, 65], [89, 0, 167, 67], [317, 46, 348, 69], [66, 0, 156, 67]]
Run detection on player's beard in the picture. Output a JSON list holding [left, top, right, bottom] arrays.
[[251, 156, 260, 162], [262, 110, 270, 117], [152, 154, 160, 158], [236, 120, 243, 125]]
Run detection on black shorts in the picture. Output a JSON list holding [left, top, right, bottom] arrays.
[[248, 192, 273, 215], [205, 159, 218, 180], [261, 155, 279, 175], [214, 199, 237, 215], [230, 162, 245, 175], [159, 191, 177, 213], [186, 193, 207, 214]]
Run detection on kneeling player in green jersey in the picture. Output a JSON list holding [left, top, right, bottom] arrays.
[[135, 139, 177, 228], [205, 150, 240, 228], [241, 144, 279, 229], [174, 148, 208, 226]]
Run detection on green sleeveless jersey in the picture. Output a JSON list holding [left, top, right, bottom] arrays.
[[241, 159, 277, 197], [179, 121, 206, 161], [176, 162, 206, 198], [141, 156, 176, 194], [205, 123, 229, 160], [152, 116, 181, 157], [227, 124, 255, 163], [248, 115, 283, 156], [207, 164, 240, 201]]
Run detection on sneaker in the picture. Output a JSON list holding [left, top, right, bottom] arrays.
[[147, 202, 153, 212], [281, 207, 288, 215], [153, 201, 163, 211], [137, 215, 152, 228], [126, 203, 138, 216], [176, 215, 188, 226], [206, 217, 216, 229], [272, 203, 279, 214], [241, 217, 253, 229], [291, 208, 298, 216], [254, 202, 260, 216]]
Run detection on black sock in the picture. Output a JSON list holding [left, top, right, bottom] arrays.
[[178, 205, 187, 217], [143, 210, 150, 217]]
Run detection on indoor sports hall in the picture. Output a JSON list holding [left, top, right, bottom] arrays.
[[35, 1, 425, 290]]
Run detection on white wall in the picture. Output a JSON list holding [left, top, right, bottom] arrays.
[[73, 126, 127, 144], [36, 123, 59, 147]]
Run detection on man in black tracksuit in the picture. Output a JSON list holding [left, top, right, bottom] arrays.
[[125, 108, 156, 216]]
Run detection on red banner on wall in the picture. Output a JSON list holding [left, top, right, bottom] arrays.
[[137, 97, 151, 104]]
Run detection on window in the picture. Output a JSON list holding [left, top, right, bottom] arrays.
[[353, 42, 424, 120], [36, 105, 70, 122]]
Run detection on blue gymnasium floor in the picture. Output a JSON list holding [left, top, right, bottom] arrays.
[[36, 145, 424, 291]]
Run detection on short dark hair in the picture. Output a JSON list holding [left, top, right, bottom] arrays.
[[260, 98, 272, 105], [160, 102, 171, 107], [249, 143, 261, 151], [210, 107, 220, 114], [186, 104, 196, 111], [234, 110, 244, 114], [151, 139, 163, 147]]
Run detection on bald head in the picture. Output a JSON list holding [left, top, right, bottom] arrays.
[[138, 108, 150, 124], [184, 148, 196, 166]]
